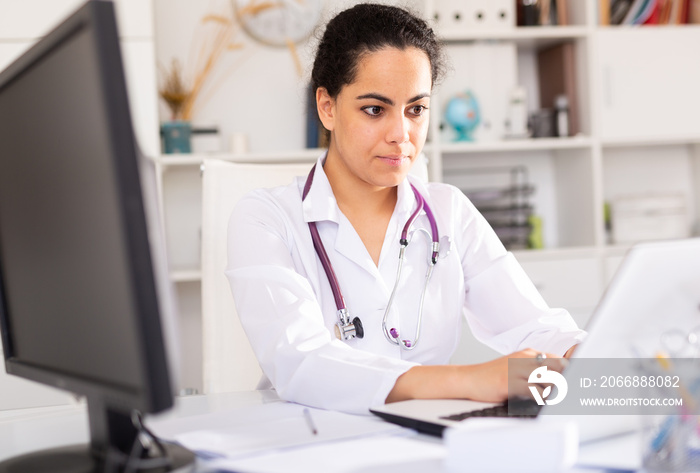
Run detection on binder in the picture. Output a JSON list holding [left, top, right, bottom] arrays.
[[434, 0, 515, 31]]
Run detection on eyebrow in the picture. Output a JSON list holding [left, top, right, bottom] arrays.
[[355, 92, 430, 106]]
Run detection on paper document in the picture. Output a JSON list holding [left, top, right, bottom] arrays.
[[147, 401, 405, 460], [206, 434, 445, 473]]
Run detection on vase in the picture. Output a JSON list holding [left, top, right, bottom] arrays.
[[161, 120, 192, 154]]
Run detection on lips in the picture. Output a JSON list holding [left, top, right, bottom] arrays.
[[377, 155, 409, 166]]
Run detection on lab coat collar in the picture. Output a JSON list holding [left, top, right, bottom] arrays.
[[301, 152, 419, 225], [301, 153, 342, 224]]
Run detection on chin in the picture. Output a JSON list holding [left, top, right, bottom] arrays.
[[374, 170, 410, 188]]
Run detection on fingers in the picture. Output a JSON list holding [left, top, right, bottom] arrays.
[[510, 348, 568, 372], [504, 349, 569, 399], [466, 348, 571, 402]]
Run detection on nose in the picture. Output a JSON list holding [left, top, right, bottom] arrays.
[[386, 112, 410, 144]]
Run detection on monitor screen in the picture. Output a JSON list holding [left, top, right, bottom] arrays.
[[0, 1, 191, 470], [0, 13, 143, 391]]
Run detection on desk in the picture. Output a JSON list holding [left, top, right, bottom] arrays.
[[0, 391, 641, 472]]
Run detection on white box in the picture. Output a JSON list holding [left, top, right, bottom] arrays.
[[433, 0, 514, 33], [444, 418, 578, 473], [612, 194, 689, 244]]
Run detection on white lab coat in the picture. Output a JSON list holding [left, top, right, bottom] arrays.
[[226, 154, 586, 415]]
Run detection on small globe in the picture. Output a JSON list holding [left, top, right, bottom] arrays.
[[445, 91, 481, 141]]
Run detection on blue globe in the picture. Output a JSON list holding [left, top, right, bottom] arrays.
[[445, 91, 481, 141]]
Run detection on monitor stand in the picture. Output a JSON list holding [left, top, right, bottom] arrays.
[[0, 443, 195, 473], [0, 399, 196, 473]]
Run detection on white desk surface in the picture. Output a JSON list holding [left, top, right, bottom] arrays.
[[0, 391, 641, 472]]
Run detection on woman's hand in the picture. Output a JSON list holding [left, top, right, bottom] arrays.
[[386, 348, 567, 404], [564, 344, 578, 359], [459, 348, 568, 403]]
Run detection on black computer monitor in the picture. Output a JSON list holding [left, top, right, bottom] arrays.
[[0, 1, 193, 471]]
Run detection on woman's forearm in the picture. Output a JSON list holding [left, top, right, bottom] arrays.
[[385, 348, 568, 404]]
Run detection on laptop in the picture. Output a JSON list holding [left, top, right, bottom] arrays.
[[370, 238, 700, 440]]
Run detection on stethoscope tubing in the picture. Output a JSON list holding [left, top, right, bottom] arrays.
[[302, 163, 439, 349], [303, 166, 346, 311], [381, 229, 436, 349]]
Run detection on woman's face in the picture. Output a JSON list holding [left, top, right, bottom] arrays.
[[318, 46, 432, 190]]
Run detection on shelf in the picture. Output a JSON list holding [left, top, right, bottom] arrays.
[[171, 269, 202, 283], [596, 24, 700, 32], [154, 148, 323, 168], [438, 26, 589, 48], [512, 246, 601, 262], [601, 244, 634, 258], [601, 136, 700, 148], [436, 136, 593, 154]]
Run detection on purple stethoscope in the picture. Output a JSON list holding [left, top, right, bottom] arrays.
[[302, 164, 440, 350]]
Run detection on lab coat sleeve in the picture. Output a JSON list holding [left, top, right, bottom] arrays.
[[225, 191, 418, 415], [454, 191, 587, 356]]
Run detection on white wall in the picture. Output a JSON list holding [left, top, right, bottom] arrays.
[[152, 0, 425, 154]]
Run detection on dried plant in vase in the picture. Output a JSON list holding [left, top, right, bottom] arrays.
[[159, 59, 189, 121], [159, 9, 245, 122], [157, 2, 303, 153], [158, 2, 301, 122]]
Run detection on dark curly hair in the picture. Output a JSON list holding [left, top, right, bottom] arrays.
[[311, 3, 445, 99]]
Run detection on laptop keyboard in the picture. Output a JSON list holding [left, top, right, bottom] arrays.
[[439, 399, 541, 422]]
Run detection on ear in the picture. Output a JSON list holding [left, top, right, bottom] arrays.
[[316, 87, 335, 133]]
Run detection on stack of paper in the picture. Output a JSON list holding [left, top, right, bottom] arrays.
[[147, 401, 407, 461]]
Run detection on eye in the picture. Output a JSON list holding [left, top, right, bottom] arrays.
[[409, 105, 428, 117], [362, 105, 383, 117]]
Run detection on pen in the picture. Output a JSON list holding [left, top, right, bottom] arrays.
[[303, 408, 318, 435]]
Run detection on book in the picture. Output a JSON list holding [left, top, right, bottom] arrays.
[[611, 0, 635, 24], [690, 0, 700, 22], [600, 0, 612, 24], [658, 0, 673, 23], [667, 0, 683, 22], [540, 0, 552, 25], [537, 42, 579, 136], [680, 0, 690, 22], [622, 0, 648, 23], [636, 0, 660, 23], [556, 0, 569, 25]]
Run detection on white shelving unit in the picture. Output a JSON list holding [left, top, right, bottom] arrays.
[[421, 0, 700, 363], [157, 0, 700, 389]]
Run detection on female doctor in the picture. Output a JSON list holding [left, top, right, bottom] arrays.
[[226, 4, 586, 415]]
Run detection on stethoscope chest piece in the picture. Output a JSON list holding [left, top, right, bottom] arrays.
[[334, 308, 364, 340]]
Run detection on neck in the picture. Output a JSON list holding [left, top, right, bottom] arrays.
[[323, 149, 397, 217]]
